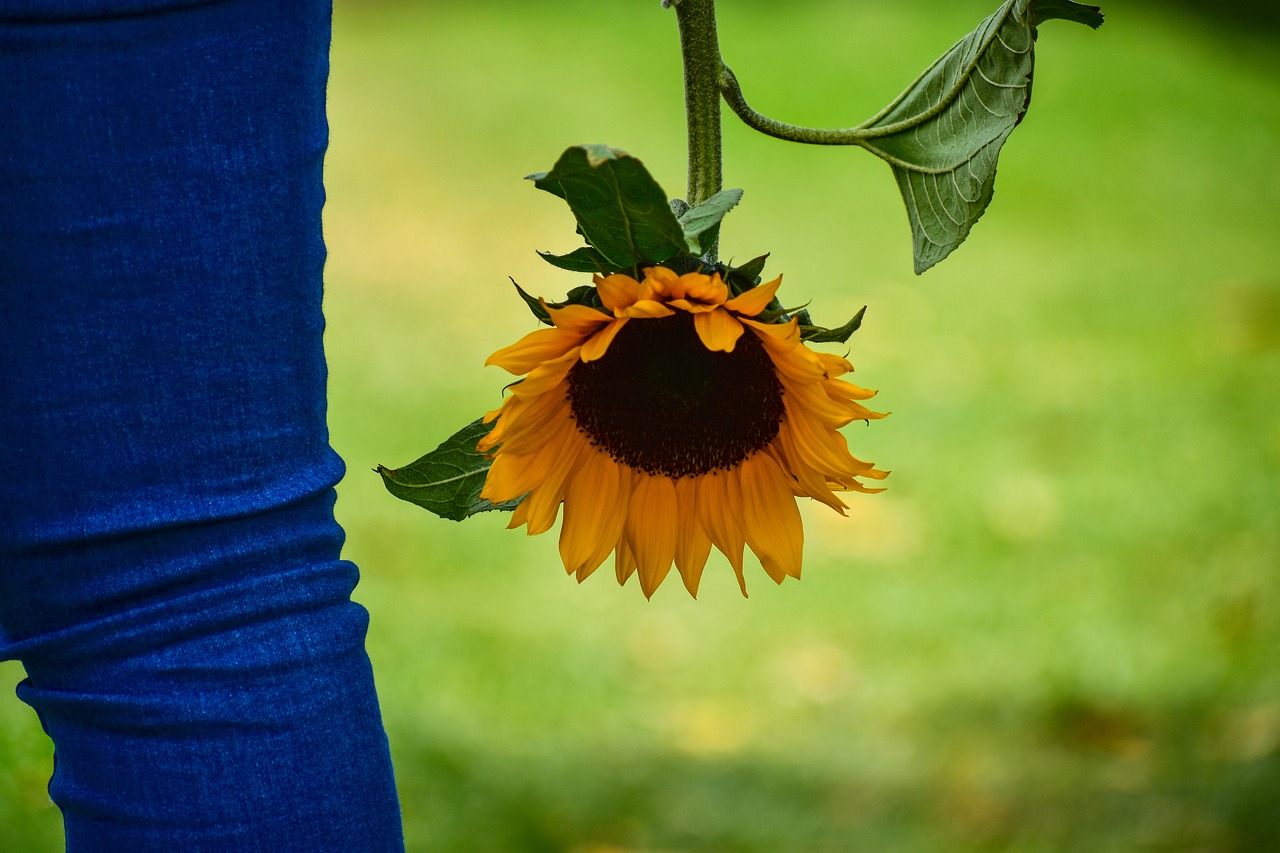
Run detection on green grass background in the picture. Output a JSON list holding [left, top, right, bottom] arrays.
[[3, 1, 1279, 850]]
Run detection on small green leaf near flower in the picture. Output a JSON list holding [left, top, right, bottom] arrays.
[[377, 419, 523, 522], [679, 187, 744, 255], [531, 145, 689, 274]]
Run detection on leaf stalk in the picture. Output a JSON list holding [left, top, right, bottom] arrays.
[[719, 65, 873, 147]]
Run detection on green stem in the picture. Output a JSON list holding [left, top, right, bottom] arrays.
[[674, 0, 724, 213]]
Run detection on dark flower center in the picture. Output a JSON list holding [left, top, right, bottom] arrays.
[[567, 311, 784, 478]]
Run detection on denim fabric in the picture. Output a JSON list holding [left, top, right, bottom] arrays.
[[0, 0, 405, 849]]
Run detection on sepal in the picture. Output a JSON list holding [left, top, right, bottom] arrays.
[[799, 306, 866, 343], [509, 279, 606, 326], [723, 253, 769, 295]]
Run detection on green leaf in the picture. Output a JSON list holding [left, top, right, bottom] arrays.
[[377, 419, 522, 522], [537, 246, 610, 274], [531, 145, 688, 273], [800, 306, 867, 343], [679, 188, 744, 255], [856, 0, 1103, 274]]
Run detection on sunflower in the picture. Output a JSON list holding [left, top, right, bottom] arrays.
[[478, 266, 887, 598]]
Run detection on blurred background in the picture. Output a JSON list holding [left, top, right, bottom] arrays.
[[3, 0, 1278, 850]]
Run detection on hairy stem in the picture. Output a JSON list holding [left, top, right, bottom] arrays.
[[674, 0, 724, 214]]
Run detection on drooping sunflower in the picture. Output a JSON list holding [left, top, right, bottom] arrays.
[[479, 266, 887, 598]]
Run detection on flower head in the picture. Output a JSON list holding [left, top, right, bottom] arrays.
[[480, 266, 887, 598]]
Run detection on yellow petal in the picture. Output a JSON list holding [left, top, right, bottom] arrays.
[[595, 273, 642, 312], [615, 536, 637, 587], [481, 429, 565, 503], [546, 302, 613, 335], [667, 298, 719, 314], [740, 316, 800, 350], [485, 326, 581, 375], [740, 453, 804, 582], [558, 451, 629, 578], [824, 427, 879, 474], [786, 374, 863, 427], [643, 266, 681, 298], [778, 356, 829, 386], [682, 272, 729, 305], [693, 308, 744, 353], [477, 403, 514, 451], [625, 473, 678, 599], [824, 377, 879, 402], [522, 432, 589, 536], [493, 393, 571, 457], [580, 317, 629, 362], [814, 351, 854, 378], [724, 275, 782, 316], [845, 402, 888, 422], [506, 497, 531, 531], [746, 326, 828, 384], [772, 430, 849, 514], [619, 299, 675, 319], [673, 476, 713, 597], [696, 470, 748, 597], [509, 348, 579, 399], [783, 397, 862, 478]]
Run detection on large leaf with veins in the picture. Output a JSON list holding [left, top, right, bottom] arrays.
[[856, 0, 1103, 273]]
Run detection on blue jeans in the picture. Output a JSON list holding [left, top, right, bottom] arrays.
[[0, 0, 405, 848]]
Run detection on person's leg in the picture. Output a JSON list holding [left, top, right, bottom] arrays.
[[0, 1, 404, 849]]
